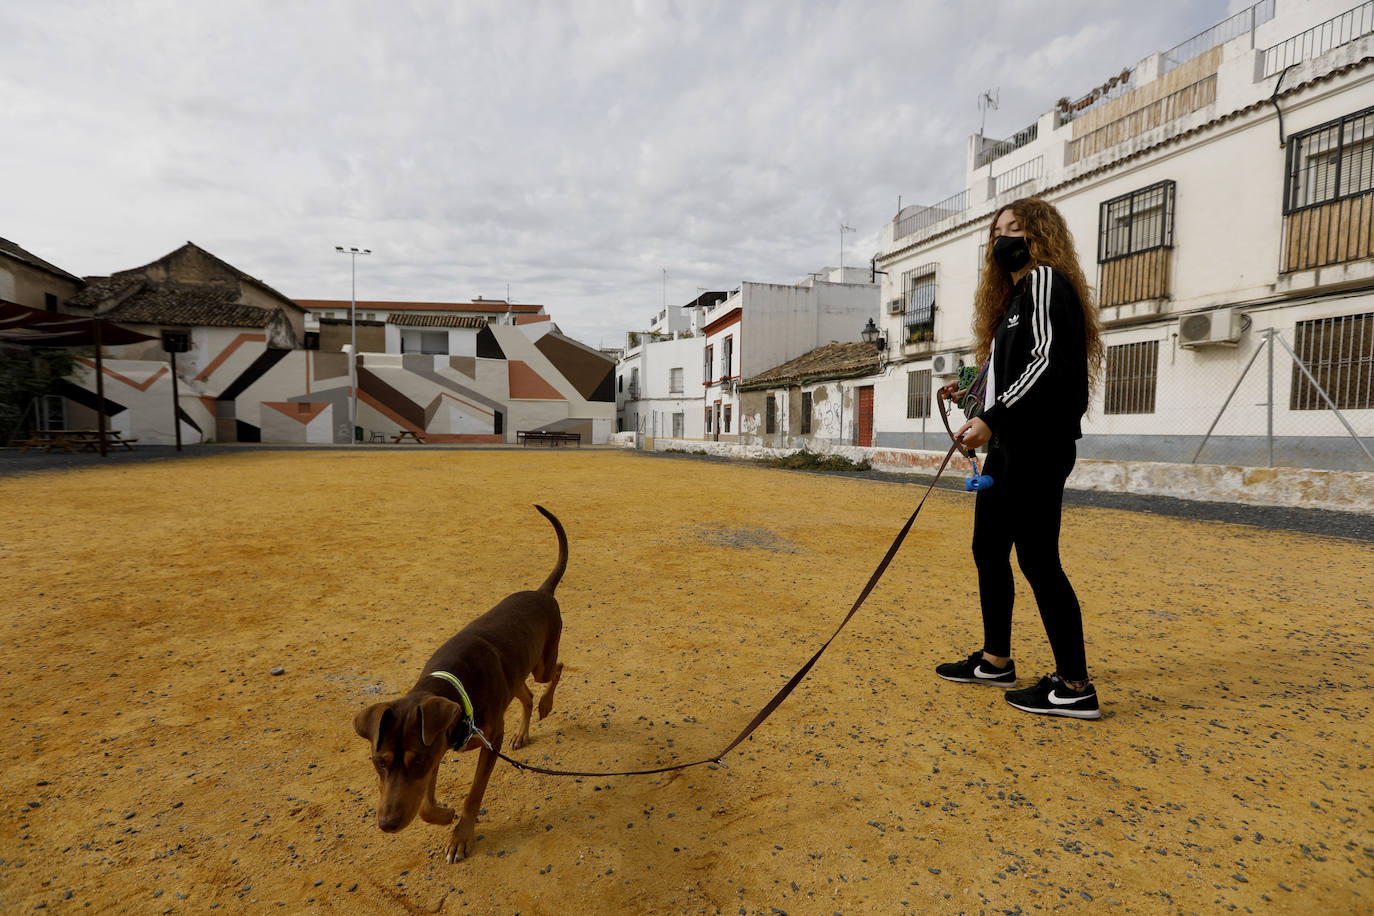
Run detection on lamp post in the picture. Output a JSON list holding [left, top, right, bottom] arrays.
[[335, 246, 370, 443], [861, 317, 886, 351]]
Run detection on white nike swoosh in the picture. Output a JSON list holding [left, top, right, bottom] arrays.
[[1047, 690, 1087, 705], [975, 667, 1008, 679]]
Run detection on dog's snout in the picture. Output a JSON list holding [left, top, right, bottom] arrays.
[[378, 813, 403, 832]]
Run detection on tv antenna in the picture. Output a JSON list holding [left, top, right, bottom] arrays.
[[978, 88, 999, 135]]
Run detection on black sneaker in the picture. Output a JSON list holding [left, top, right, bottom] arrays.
[[1005, 674, 1101, 719], [935, 651, 1016, 687]]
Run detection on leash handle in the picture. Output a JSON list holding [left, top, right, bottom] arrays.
[[493, 439, 965, 779]]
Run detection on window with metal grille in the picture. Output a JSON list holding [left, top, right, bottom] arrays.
[[724, 405, 732, 433], [765, 395, 777, 434], [906, 369, 932, 419], [704, 345, 714, 383], [1104, 340, 1159, 414], [721, 336, 733, 378], [902, 264, 936, 340], [1285, 105, 1374, 212], [1291, 311, 1374, 410], [1098, 181, 1176, 262], [801, 391, 812, 433], [669, 367, 683, 395], [704, 405, 712, 433]]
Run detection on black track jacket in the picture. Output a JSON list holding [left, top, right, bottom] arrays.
[[978, 265, 1089, 443]]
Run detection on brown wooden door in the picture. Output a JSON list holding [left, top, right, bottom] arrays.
[[856, 385, 874, 447]]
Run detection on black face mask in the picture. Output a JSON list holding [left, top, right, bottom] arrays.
[[992, 235, 1032, 274]]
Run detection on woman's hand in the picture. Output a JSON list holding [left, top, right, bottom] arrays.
[[938, 382, 968, 402], [955, 417, 991, 448]]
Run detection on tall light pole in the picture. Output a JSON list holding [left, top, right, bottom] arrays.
[[335, 246, 370, 443]]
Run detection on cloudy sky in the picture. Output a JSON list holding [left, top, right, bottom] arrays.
[[3, 0, 1243, 348]]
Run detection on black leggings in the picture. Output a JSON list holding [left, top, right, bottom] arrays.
[[971, 437, 1088, 682]]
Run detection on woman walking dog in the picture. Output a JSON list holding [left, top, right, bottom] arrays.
[[936, 197, 1105, 719]]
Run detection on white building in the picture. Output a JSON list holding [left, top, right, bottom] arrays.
[[874, 0, 1374, 470], [701, 268, 880, 442], [617, 291, 725, 440]]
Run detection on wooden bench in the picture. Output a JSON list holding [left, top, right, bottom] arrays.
[[517, 430, 581, 448], [15, 429, 137, 453]]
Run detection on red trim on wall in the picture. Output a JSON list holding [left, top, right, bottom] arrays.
[[702, 307, 742, 336], [75, 358, 168, 392], [195, 333, 267, 381]]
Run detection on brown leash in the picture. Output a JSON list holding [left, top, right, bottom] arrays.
[[491, 417, 974, 778]]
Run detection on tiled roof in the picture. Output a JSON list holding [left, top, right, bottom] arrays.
[[0, 237, 83, 284], [100, 283, 277, 328], [387, 314, 487, 328], [68, 275, 141, 309], [117, 242, 297, 308], [740, 341, 881, 389], [295, 299, 545, 314]]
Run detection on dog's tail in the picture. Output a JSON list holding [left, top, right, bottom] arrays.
[[534, 505, 568, 595]]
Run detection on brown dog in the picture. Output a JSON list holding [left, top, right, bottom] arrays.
[[353, 505, 566, 862]]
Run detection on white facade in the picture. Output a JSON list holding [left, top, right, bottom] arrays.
[[701, 277, 880, 441], [874, 0, 1374, 470], [616, 334, 706, 440]]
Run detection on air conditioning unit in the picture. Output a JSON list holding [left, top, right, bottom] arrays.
[[887, 298, 905, 314], [1178, 308, 1244, 348], [930, 352, 962, 376]]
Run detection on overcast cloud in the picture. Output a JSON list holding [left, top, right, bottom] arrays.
[[2, 0, 1242, 348]]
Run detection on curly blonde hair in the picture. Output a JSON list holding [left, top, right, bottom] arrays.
[[972, 198, 1103, 390]]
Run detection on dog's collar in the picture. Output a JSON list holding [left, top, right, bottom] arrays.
[[429, 670, 485, 751]]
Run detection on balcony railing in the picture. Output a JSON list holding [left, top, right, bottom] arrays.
[[1162, 0, 1275, 75], [1262, 0, 1374, 77], [993, 156, 1043, 196], [975, 122, 1039, 169], [893, 189, 969, 242]]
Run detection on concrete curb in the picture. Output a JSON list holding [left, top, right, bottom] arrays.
[[642, 438, 1374, 514]]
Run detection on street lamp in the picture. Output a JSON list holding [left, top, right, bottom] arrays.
[[861, 317, 886, 351], [335, 246, 371, 443]]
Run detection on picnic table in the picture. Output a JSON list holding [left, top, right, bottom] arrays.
[[517, 430, 581, 448], [391, 430, 425, 444], [16, 429, 139, 453]]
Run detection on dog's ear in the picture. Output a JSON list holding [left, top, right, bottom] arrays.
[[353, 702, 393, 752], [418, 696, 463, 748]]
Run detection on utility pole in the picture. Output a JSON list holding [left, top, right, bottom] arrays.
[[335, 246, 371, 444]]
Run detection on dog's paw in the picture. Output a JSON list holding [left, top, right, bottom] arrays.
[[510, 731, 528, 750], [444, 821, 475, 864], [421, 804, 455, 825]]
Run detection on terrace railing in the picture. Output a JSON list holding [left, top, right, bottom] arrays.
[[1262, 0, 1374, 77], [893, 188, 969, 242], [993, 156, 1043, 196], [1162, 0, 1276, 74], [1067, 74, 1218, 164], [975, 121, 1039, 169]]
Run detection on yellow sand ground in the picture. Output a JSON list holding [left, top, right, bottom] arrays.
[[0, 450, 1370, 915]]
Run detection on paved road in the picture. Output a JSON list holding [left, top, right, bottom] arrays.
[[3, 443, 1370, 543]]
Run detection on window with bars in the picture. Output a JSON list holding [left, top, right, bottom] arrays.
[[1098, 180, 1176, 262], [721, 336, 733, 378], [724, 404, 732, 433], [704, 404, 712, 433], [906, 369, 932, 419], [669, 367, 683, 395], [1285, 105, 1374, 212], [1104, 340, 1159, 414], [902, 264, 936, 341], [1291, 311, 1374, 410], [704, 345, 714, 383], [801, 391, 813, 434], [765, 395, 777, 434]]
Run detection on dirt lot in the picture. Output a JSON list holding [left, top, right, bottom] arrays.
[[1, 449, 1370, 914]]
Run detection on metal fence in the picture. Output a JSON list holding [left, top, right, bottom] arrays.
[[993, 156, 1043, 196], [1262, 0, 1374, 77], [1162, 0, 1276, 75], [1081, 320, 1374, 472], [893, 189, 969, 243], [975, 122, 1040, 169]]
